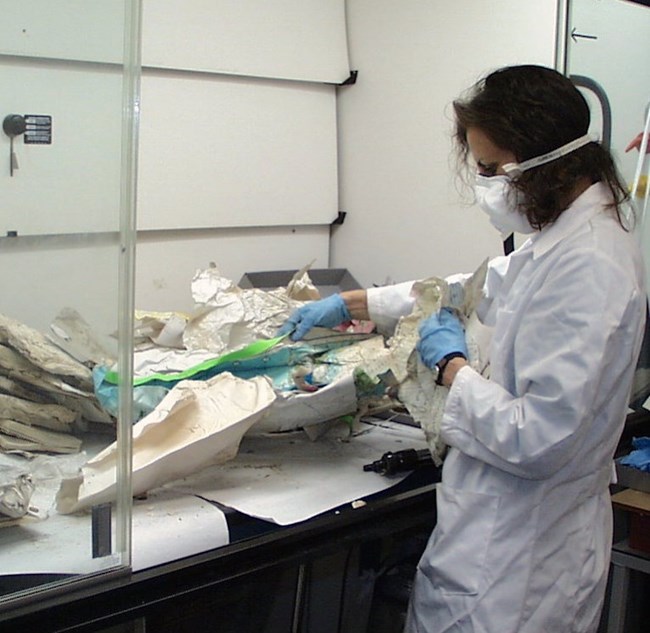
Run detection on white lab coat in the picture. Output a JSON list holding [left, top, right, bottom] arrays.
[[367, 183, 646, 633]]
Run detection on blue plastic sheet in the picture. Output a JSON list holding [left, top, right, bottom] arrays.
[[93, 365, 170, 422], [619, 436, 650, 472]]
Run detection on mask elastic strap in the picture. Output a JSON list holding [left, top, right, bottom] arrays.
[[503, 134, 593, 177]]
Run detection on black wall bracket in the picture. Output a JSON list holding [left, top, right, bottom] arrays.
[[337, 70, 358, 86], [331, 211, 347, 226]]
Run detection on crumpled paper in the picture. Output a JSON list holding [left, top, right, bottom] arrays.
[[182, 264, 310, 356], [0, 474, 35, 519], [395, 260, 489, 463], [354, 260, 490, 464], [56, 372, 277, 513], [252, 335, 387, 433]]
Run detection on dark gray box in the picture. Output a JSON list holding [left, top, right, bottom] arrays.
[[616, 459, 650, 494], [238, 268, 361, 297]]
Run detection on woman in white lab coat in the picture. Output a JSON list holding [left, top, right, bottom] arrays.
[[279, 65, 646, 633]]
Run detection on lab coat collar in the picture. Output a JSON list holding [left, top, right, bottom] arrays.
[[530, 182, 612, 260]]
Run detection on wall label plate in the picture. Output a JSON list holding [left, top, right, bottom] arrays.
[[24, 114, 52, 145]]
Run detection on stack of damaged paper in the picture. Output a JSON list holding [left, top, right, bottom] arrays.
[[59, 265, 380, 513], [0, 313, 113, 457], [57, 262, 491, 514]]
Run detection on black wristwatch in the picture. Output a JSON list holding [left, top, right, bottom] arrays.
[[436, 352, 467, 386]]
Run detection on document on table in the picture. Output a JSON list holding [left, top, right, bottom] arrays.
[[166, 419, 431, 526]]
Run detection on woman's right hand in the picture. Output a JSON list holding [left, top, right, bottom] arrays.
[[277, 294, 351, 341]]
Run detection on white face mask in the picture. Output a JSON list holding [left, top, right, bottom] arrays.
[[474, 133, 594, 237], [474, 174, 536, 237]]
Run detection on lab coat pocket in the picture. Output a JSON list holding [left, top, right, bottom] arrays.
[[419, 483, 498, 596]]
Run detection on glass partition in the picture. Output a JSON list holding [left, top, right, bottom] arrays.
[[560, 0, 650, 408], [0, 0, 138, 606]]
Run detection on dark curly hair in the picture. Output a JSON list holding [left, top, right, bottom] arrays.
[[453, 65, 630, 230]]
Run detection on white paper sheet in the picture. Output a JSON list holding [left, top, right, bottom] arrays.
[[131, 488, 229, 571], [167, 419, 431, 526], [0, 508, 117, 576]]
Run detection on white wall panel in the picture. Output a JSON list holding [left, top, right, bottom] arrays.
[[0, 0, 124, 63], [142, 0, 350, 83], [137, 71, 339, 230]]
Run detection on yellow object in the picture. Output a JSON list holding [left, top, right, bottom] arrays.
[[631, 175, 648, 197]]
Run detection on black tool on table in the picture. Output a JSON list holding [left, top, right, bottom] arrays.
[[363, 448, 433, 476]]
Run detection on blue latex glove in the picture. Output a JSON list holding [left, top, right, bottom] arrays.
[[620, 437, 650, 473], [417, 308, 468, 369], [277, 294, 351, 341]]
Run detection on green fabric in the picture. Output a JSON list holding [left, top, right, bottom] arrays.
[[104, 335, 287, 387]]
